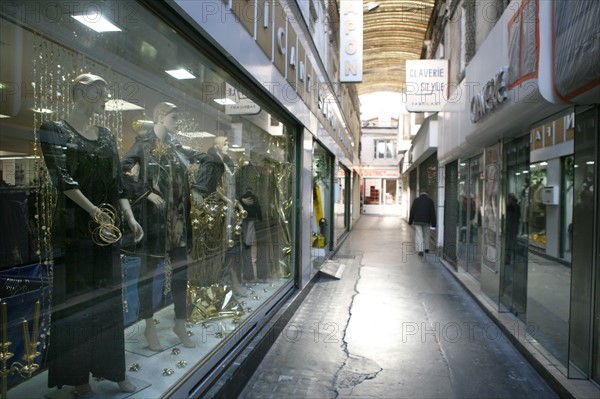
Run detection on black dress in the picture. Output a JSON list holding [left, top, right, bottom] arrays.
[[39, 120, 127, 387]]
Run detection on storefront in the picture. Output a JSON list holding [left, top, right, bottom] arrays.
[[360, 168, 401, 214], [437, 0, 599, 383], [0, 1, 360, 397]]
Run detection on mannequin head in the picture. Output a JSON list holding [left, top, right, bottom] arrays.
[[71, 73, 108, 115], [153, 102, 179, 134], [213, 136, 229, 154]]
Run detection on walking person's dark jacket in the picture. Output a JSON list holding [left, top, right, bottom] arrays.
[[409, 192, 437, 227]]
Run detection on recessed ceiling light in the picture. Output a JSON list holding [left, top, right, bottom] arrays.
[[73, 12, 122, 32], [214, 98, 236, 105], [165, 69, 196, 80], [105, 100, 144, 111], [32, 107, 54, 114]]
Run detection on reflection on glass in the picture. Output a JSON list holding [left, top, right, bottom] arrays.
[[500, 137, 528, 318], [528, 163, 547, 249], [0, 3, 296, 397]]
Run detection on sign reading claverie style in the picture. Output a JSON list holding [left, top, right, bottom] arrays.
[[340, 0, 363, 82], [405, 59, 449, 112]]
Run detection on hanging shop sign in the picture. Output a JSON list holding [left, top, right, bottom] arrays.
[[339, 0, 363, 82], [405, 59, 449, 112], [469, 67, 508, 123]]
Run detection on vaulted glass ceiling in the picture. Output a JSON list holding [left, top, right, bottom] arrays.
[[359, 0, 436, 94]]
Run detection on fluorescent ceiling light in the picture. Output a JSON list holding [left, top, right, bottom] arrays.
[[73, 12, 122, 32], [105, 99, 144, 111], [177, 131, 215, 139], [165, 69, 196, 80], [0, 114, 10, 118], [0, 155, 38, 160], [586, 161, 595, 165], [214, 98, 236, 105], [540, 161, 548, 166], [228, 147, 245, 152]]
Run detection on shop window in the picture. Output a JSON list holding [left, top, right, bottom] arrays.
[[311, 142, 332, 267], [0, 2, 296, 397]]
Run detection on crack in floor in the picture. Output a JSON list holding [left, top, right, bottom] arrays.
[[333, 255, 383, 398]]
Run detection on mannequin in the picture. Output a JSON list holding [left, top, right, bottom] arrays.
[[240, 186, 262, 281], [192, 136, 248, 296], [39, 74, 143, 397], [121, 102, 202, 351]]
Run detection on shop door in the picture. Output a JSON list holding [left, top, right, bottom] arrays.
[[457, 156, 483, 278], [500, 136, 529, 319], [444, 161, 458, 265]]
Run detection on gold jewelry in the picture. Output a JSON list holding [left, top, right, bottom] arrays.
[[89, 203, 122, 246]]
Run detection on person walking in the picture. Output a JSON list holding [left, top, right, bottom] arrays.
[[408, 190, 437, 256]]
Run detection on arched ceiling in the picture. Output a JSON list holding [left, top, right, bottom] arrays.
[[358, 0, 435, 95]]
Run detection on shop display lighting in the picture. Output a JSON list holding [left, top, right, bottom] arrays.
[[105, 99, 144, 111], [177, 131, 215, 139], [72, 12, 122, 33], [31, 108, 54, 114]]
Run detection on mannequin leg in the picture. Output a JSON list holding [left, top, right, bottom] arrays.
[[118, 377, 137, 393], [231, 268, 249, 297], [173, 318, 195, 348], [144, 317, 163, 352], [138, 255, 163, 351], [75, 383, 93, 397]]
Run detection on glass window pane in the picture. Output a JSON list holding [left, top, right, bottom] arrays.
[[0, 2, 296, 397]]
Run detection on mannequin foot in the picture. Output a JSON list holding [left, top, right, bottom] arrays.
[[144, 323, 164, 352], [173, 320, 195, 348], [118, 377, 137, 393], [232, 283, 249, 297], [75, 383, 93, 398]]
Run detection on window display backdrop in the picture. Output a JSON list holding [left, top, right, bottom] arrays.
[[0, 3, 296, 398]]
